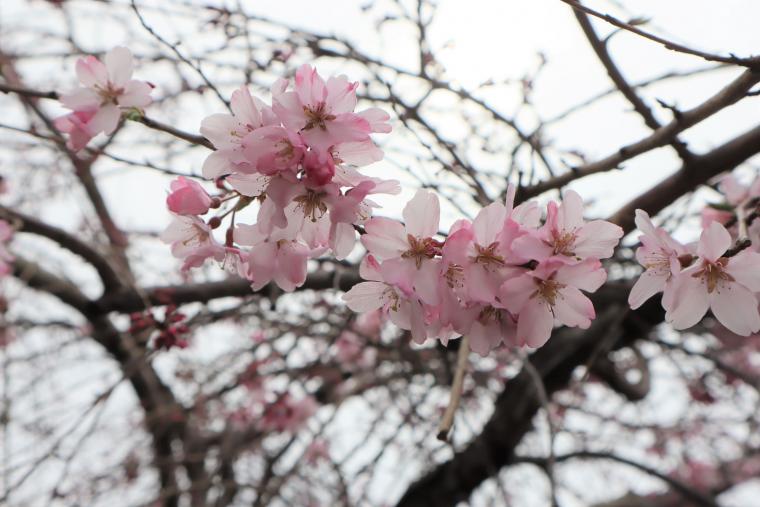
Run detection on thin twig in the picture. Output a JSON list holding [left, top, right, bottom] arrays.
[[436, 334, 470, 442], [559, 0, 760, 69]]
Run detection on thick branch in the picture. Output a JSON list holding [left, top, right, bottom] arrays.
[[521, 69, 760, 199], [573, 9, 693, 161], [0, 205, 123, 292], [559, 0, 760, 69]]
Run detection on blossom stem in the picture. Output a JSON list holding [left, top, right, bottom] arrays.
[[436, 334, 470, 442], [737, 203, 749, 240]]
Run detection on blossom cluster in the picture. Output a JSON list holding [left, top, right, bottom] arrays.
[[629, 172, 760, 336], [55, 47, 153, 152], [343, 188, 624, 355], [161, 64, 399, 291]]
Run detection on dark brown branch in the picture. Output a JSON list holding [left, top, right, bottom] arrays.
[[521, 69, 760, 200], [559, 0, 760, 70], [609, 122, 760, 233], [573, 9, 693, 161], [0, 205, 123, 292], [519, 451, 720, 507], [93, 267, 361, 314]]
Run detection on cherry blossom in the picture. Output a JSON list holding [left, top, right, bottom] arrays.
[[628, 209, 688, 309], [512, 189, 623, 264], [346, 186, 622, 355], [272, 64, 376, 151], [166, 177, 214, 215], [55, 47, 153, 151], [167, 65, 395, 285], [664, 221, 760, 336], [343, 255, 428, 344], [160, 214, 223, 268], [361, 189, 443, 305], [499, 259, 607, 348], [158, 63, 628, 356]]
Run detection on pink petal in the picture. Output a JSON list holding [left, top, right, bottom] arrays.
[[230, 86, 263, 127], [361, 218, 408, 259], [574, 220, 623, 260], [725, 250, 760, 292], [200, 113, 239, 149], [294, 64, 326, 108], [247, 242, 277, 290], [89, 104, 121, 135], [343, 282, 389, 313], [274, 241, 309, 291], [558, 190, 584, 231], [325, 75, 358, 114], [202, 150, 234, 179], [357, 107, 392, 133], [118, 80, 152, 108], [413, 259, 441, 305], [511, 232, 553, 262], [719, 174, 747, 205], [709, 283, 760, 336], [697, 221, 731, 262], [516, 299, 554, 348], [628, 270, 667, 309], [403, 189, 440, 239], [665, 271, 710, 330], [473, 202, 506, 246], [333, 140, 384, 166], [226, 173, 269, 196], [468, 320, 501, 356], [105, 47, 134, 88], [497, 273, 535, 313], [76, 55, 108, 88], [331, 222, 357, 260], [60, 87, 100, 110], [554, 259, 606, 292], [553, 286, 594, 328]]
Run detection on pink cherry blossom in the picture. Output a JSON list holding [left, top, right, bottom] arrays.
[[200, 86, 279, 178], [342, 255, 428, 344], [240, 125, 305, 177], [272, 64, 372, 150], [464, 305, 516, 356], [451, 202, 518, 304], [160, 214, 221, 263], [512, 190, 623, 263], [628, 209, 688, 309], [664, 221, 760, 336], [235, 221, 323, 292], [53, 110, 98, 152], [56, 47, 152, 151], [499, 259, 607, 348], [361, 189, 443, 305], [166, 177, 213, 215]]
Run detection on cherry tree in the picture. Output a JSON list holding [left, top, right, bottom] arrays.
[[1, 0, 760, 506]]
